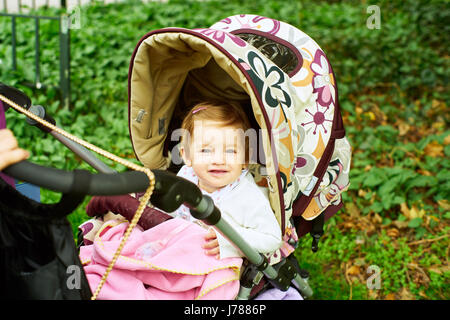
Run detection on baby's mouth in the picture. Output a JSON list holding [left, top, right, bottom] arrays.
[[208, 169, 228, 176]]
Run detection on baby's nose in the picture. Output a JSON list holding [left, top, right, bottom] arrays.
[[212, 150, 226, 164]]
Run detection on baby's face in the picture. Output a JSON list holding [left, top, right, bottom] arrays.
[[182, 120, 246, 193]]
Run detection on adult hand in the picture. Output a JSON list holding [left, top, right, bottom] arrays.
[[0, 129, 29, 171], [203, 228, 220, 259]]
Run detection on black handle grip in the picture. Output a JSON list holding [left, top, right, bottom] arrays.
[[0, 82, 32, 111], [2, 160, 203, 213]]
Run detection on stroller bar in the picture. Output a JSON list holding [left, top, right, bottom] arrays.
[[49, 131, 116, 174], [189, 196, 279, 281], [24, 104, 115, 174]]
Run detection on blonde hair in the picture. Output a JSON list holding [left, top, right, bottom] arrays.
[[180, 100, 252, 162]]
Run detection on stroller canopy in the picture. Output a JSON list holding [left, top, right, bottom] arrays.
[[127, 14, 351, 232]]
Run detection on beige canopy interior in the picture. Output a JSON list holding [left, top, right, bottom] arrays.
[[129, 31, 282, 226]]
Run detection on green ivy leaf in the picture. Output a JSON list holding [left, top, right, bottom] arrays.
[[408, 217, 423, 228]]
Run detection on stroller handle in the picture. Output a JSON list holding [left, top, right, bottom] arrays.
[[3, 160, 203, 212]]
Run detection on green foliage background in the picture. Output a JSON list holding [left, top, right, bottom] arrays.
[[1, 0, 448, 300]]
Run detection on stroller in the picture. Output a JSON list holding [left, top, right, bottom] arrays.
[[0, 14, 351, 300]]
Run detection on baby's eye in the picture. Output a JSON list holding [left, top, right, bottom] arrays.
[[200, 148, 211, 153], [225, 148, 237, 154]]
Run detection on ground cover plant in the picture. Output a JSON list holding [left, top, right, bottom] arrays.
[[0, 0, 448, 300]]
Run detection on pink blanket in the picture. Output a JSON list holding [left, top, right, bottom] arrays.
[[79, 218, 242, 300]]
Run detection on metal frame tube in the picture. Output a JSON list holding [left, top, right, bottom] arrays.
[[50, 131, 115, 174]]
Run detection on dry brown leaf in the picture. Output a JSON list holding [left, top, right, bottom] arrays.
[[401, 203, 424, 220], [432, 121, 445, 130], [437, 199, 450, 211], [393, 220, 409, 229], [345, 203, 361, 218], [387, 228, 400, 238], [424, 140, 444, 157], [418, 169, 432, 176], [444, 135, 450, 145], [372, 213, 383, 224], [384, 293, 396, 300], [428, 265, 450, 275], [343, 222, 356, 229], [398, 122, 410, 136], [400, 202, 410, 219], [399, 287, 415, 300], [431, 99, 443, 109], [347, 265, 361, 276], [410, 206, 425, 220], [368, 289, 379, 300], [365, 111, 376, 121]]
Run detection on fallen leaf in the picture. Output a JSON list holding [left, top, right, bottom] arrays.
[[418, 291, 429, 299], [368, 289, 379, 300], [402, 204, 424, 220], [387, 228, 400, 238], [400, 203, 411, 219], [444, 135, 450, 145], [410, 206, 425, 220], [428, 265, 450, 275], [393, 220, 409, 229], [424, 140, 444, 157], [372, 213, 383, 224], [384, 293, 396, 300], [365, 111, 376, 121], [343, 222, 356, 229], [432, 121, 445, 130], [347, 265, 361, 276], [431, 99, 442, 109], [418, 169, 432, 176], [437, 200, 450, 211], [399, 287, 415, 300], [398, 122, 410, 136], [346, 203, 361, 218]]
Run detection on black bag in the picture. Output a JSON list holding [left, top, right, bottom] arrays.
[[0, 176, 92, 300]]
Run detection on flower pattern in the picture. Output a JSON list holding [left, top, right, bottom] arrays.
[[207, 14, 351, 231], [246, 51, 291, 108], [311, 50, 336, 107], [194, 28, 247, 47]]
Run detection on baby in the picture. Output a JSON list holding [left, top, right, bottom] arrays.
[[172, 100, 282, 259]]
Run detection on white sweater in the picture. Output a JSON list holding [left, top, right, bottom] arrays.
[[170, 165, 282, 259]]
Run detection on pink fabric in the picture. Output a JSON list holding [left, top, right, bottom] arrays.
[[79, 218, 242, 300]]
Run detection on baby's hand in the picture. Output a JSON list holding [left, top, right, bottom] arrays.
[[203, 228, 220, 259]]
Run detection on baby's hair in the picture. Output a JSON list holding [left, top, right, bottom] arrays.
[[181, 100, 251, 135], [180, 100, 252, 162]]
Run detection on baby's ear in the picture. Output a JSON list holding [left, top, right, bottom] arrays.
[[179, 146, 192, 166]]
